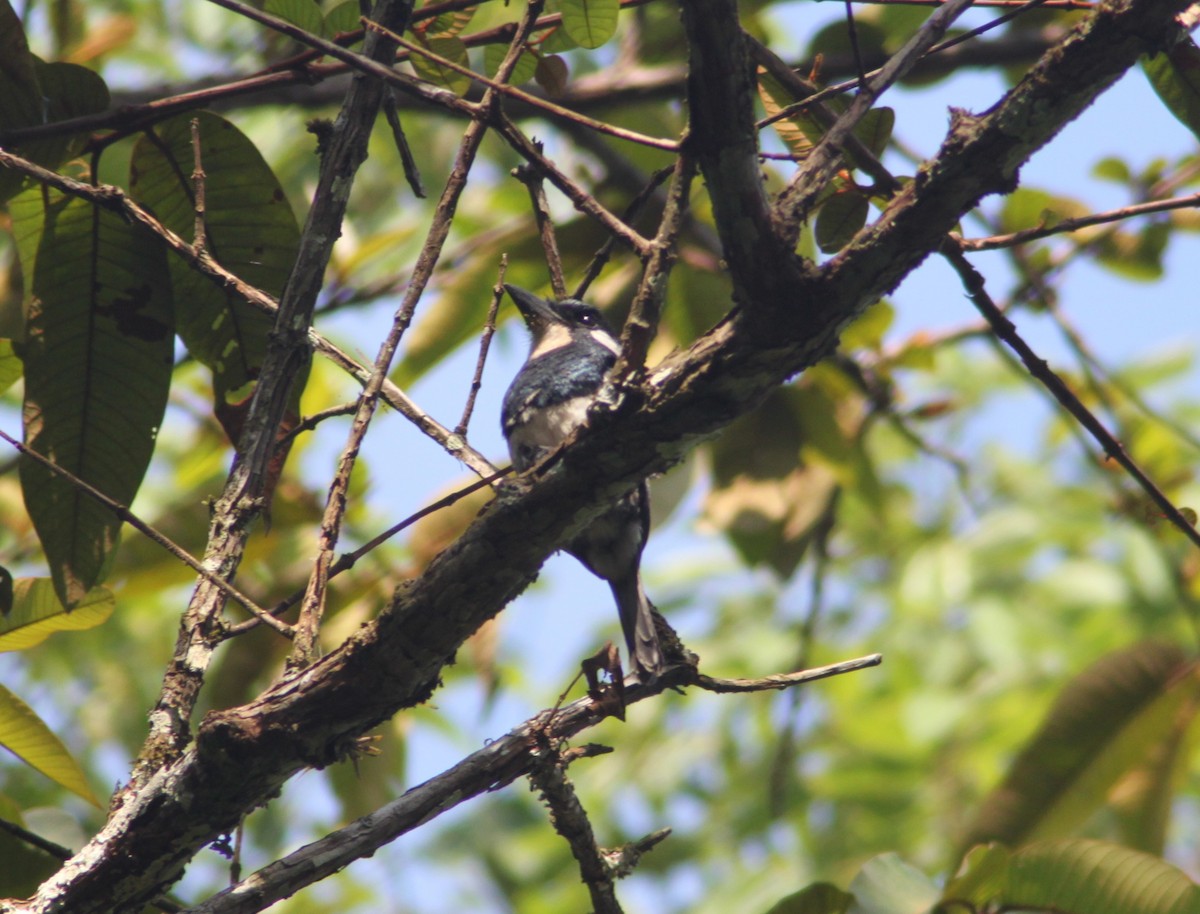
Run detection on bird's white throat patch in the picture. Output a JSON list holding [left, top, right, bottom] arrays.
[[529, 323, 574, 360]]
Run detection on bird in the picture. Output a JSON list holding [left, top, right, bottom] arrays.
[[500, 283, 665, 682]]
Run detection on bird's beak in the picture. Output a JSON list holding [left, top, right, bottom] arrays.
[[504, 284, 558, 331]]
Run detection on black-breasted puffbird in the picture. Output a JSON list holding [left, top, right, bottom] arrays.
[[500, 283, 665, 682]]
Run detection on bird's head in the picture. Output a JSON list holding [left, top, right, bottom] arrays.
[[504, 284, 621, 360]]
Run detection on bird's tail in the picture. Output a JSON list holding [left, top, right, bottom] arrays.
[[610, 573, 665, 682]]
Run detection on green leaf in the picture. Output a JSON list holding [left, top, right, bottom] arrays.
[[1143, 39, 1200, 143], [763, 882, 854, 914], [999, 187, 1089, 235], [0, 579, 114, 652], [852, 106, 894, 160], [324, 0, 363, 39], [941, 844, 1012, 910], [960, 641, 1196, 853], [848, 853, 940, 914], [1007, 839, 1198, 914], [841, 299, 894, 351], [264, 0, 324, 37], [10, 186, 174, 607], [560, 0, 618, 49], [1094, 156, 1133, 184], [129, 111, 302, 409], [0, 339, 21, 393], [816, 189, 869, 253], [0, 683, 99, 806], [0, 56, 110, 204], [537, 24, 579, 54], [408, 34, 472, 95], [484, 43, 538, 85]]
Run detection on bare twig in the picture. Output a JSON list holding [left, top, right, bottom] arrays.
[[0, 147, 498, 479], [382, 90, 426, 198], [179, 651, 875, 914], [364, 17, 680, 151], [189, 119, 208, 256], [573, 164, 676, 300], [288, 0, 549, 669], [514, 155, 567, 298], [694, 653, 883, 692], [958, 191, 1200, 250], [456, 261, 507, 437], [495, 113, 655, 257], [529, 744, 625, 914], [0, 428, 289, 634], [775, 0, 977, 236], [277, 402, 359, 448], [760, 0, 1052, 138], [615, 153, 695, 378], [224, 467, 511, 637], [940, 239, 1200, 549]]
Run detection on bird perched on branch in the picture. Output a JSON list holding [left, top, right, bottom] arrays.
[[500, 283, 665, 682]]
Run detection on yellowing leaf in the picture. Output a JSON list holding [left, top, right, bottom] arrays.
[[0, 580, 114, 652], [0, 683, 99, 806]]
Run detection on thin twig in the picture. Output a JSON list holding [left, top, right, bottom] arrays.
[[573, 164, 676, 300], [382, 90, 426, 198], [287, 0, 548, 669], [844, 0, 867, 89], [775, 0, 977, 234], [957, 191, 1200, 250], [224, 467, 511, 637], [939, 239, 1200, 549], [180, 650, 877, 914], [363, 17, 680, 152], [189, 118, 208, 256], [529, 743, 625, 914], [615, 153, 695, 378], [760, 0, 1050, 135], [494, 113, 654, 257], [277, 402, 359, 448], [695, 653, 883, 692], [0, 428, 290, 634], [514, 154, 567, 298], [456, 260, 507, 437], [0, 146, 498, 480]]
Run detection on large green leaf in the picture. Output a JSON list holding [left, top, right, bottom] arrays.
[[1006, 840, 1197, 914], [10, 186, 174, 607], [129, 111, 301, 409], [264, 0, 324, 37], [0, 579, 114, 652], [0, 6, 110, 204], [0, 683, 99, 806], [1143, 38, 1200, 143], [561, 0, 618, 49], [960, 641, 1197, 852]]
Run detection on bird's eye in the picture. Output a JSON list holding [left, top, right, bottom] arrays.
[[579, 313, 596, 325]]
